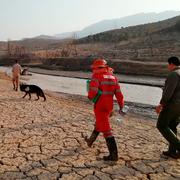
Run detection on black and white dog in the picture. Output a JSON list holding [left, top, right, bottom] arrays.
[[20, 84, 46, 101]]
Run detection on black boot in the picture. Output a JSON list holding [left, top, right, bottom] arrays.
[[103, 136, 118, 161], [162, 123, 180, 159], [163, 143, 176, 155], [163, 144, 180, 159], [85, 130, 99, 147]]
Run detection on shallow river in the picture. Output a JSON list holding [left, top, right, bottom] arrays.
[[0, 66, 162, 106]]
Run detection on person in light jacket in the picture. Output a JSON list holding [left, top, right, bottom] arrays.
[[12, 60, 22, 91]]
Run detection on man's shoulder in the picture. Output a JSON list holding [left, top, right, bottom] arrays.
[[169, 70, 180, 77], [12, 64, 16, 68], [167, 71, 179, 81], [16, 63, 21, 68], [174, 68, 180, 76]]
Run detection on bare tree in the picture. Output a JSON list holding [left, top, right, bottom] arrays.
[[7, 39, 12, 56]]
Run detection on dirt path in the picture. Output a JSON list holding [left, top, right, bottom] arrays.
[[0, 73, 179, 180]]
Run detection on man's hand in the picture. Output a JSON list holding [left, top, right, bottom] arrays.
[[156, 104, 163, 114], [119, 109, 125, 116]]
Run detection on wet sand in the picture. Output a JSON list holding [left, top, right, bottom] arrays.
[[0, 72, 179, 179]]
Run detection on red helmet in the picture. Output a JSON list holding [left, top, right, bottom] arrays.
[[91, 59, 107, 69]]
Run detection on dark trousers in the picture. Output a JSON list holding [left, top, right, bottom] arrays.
[[168, 120, 179, 152], [156, 104, 180, 151]]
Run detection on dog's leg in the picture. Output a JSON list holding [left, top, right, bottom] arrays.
[[40, 91, 46, 101], [28, 93, 31, 100], [22, 93, 27, 98], [35, 93, 39, 101], [42, 93, 46, 101], [43, 95, 46, 101]]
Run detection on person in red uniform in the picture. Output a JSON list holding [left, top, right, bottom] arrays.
[[85, 59, 124, 161]]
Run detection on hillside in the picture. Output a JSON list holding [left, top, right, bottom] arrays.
[[55, 11, 180, 39], [76, 15, 180, 61], [1, 15, 180, 77], [78, 16, 180, 43]]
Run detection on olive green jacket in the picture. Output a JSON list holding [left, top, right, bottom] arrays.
[[160, 67, 180, 106]]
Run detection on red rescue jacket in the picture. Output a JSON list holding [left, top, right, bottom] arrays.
[[88, 69, 124, 111]]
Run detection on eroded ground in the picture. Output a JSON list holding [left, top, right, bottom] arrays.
[[0, 74, 179, 180]]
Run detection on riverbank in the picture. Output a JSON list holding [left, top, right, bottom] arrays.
[[0, 72, 179, 179], [27, 67, 161, 119], [0, 66, 161, 119]]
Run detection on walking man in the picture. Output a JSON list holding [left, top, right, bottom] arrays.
[[156, 56, 180, 159], [12, 60, 22, 91], [85, 59, 124, 161]]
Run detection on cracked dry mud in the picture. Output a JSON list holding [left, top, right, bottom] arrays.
[[0, 73, 179, 180]]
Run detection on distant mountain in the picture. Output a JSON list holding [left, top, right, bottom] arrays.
[[78, 14, 180, 43], [33, 34, 57, 40], [54, 31, 79, 39], [55, 11, 180, 39]]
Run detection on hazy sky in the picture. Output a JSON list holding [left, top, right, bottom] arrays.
[[0, 0, 180, 41]]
